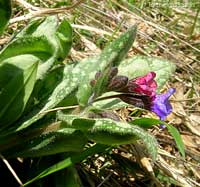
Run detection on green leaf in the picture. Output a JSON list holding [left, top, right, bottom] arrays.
[[131, 118, 185, 158], [23, 144, 109, 186], [92, 67, 113, 100], [55, 19, 73, 58], [13, 63, 78, 132], [101, 26, 137, 67], [92, 91, 129, 110], [0, 0, 11, 35], [0, 55, 38, 128], [93, 97, 129, 110], [165, 124, 185, 158], [0, 17, 73, 134], [58, 112, 158, 160], [3, 126, 87, 157], [24, 65, 65, 114], [0, 16, 72, 80], [118, 55, 176, 91], [74, 57, 98, 106], [14, 17, 72, 60], [131, 117, 163, 129], [17, 16, 72, 56], [76, 26, 137, 106], [0, 36, 53, 62]]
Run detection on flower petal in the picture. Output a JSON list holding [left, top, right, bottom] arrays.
[[130, 72, 157, 99], [151, 88, 176, 120]]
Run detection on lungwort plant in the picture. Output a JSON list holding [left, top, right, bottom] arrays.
[[0, 5, 184, 186]]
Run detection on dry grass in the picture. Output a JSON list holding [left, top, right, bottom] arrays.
[[1, 0, 200, 186]]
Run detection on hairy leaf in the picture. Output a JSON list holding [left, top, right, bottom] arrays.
[[0, 16, 72, 80], [58, 112, 158, 160], [3, 126, 87, 157], [76, 26, 137, 106]]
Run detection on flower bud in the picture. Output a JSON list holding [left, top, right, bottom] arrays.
[[107, 75, 128, 91]]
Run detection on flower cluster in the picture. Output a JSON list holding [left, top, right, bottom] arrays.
[[91, 69, 175, 122], [128, 72, 175, 121]]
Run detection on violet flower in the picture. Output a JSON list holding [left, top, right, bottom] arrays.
[[151, 88, 176, 121], [91, 69, 176, 127], [130, 72, 157, 100]]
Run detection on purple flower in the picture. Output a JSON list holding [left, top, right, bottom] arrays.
[[151, 88, 176, 120]]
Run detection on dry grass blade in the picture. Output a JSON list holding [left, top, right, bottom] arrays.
[[0, 154, 23, 186], [156, 156, 199, 187]]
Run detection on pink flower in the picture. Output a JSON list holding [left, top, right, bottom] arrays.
[[130, 72, 157, 100]]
